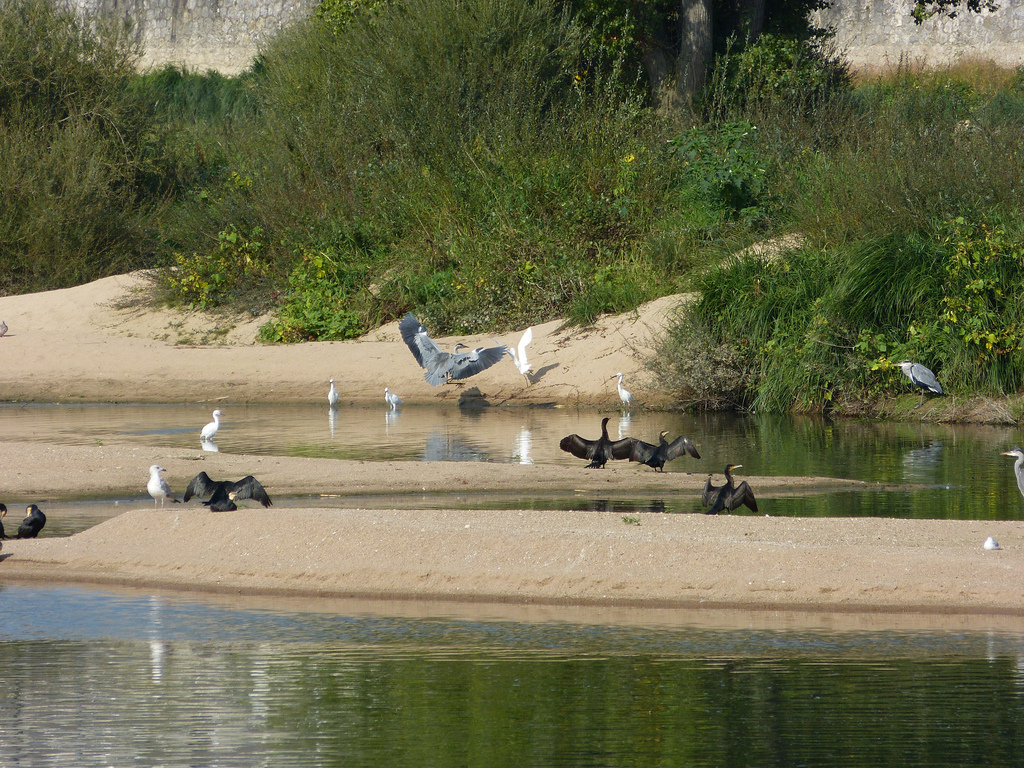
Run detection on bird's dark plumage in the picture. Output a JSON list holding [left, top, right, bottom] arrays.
[[0, 503, 7, 539], [399, 313, 506, 386], [560, 417, 631, 469], [17, 504, 46, 538], [184, 472, 273, 512], [611, 430, 700, 471], [702, 465, 757, 515]]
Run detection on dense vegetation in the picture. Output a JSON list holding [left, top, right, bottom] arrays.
[[3, 0, 1022, 412]]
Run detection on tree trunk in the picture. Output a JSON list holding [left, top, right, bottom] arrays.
[[737, 0, 765, 42], [676, 0, 713, 103]]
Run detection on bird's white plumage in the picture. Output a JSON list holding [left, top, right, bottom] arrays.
[[147, 465, 173, 506], [201, 409, 223, 440], [328, 379, 339, 407], [385, 387, 403, 410], [983, 536, 1001, 550], [613, 372, 633, 408], [506, 327, 533, 377]]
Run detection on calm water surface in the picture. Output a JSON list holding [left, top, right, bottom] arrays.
[[3, 402, 1024, 522], [2, 584, 1023, 768]]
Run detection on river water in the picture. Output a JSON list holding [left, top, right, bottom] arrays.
[[1, 403, 1023, 766]]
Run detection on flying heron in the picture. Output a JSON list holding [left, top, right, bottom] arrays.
[[147, 465, 180, 506], [611, 430, 701, 472], [612, 372, 633, 409], [385, 387, 403, 410], [503, 327, 533, 380], [399, 313, 506, 386], [560, 417, 629, 469], [328, 379, 339, 407], [702, 464, 758, 515], [201, 409, 223, 441], [183, 472, 273, 512], [896, 361, 943, 409], [17, 504, 47, 538]]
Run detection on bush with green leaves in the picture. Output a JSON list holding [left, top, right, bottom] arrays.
[[0, 0, 153, 293]]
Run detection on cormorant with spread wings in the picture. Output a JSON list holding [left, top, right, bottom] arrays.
[[184, 472, 273, 512], [612, 430, 700, 471], [702, 464, 757, 515]]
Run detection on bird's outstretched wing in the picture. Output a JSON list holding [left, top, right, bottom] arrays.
[[726, 481, 757, 512], [183, 472, 218, 502], [450, 346, 505, 380], [701, 476, 719, 508], [610, 437, 653, 463], [560, 434, 597, 460], [664, 436, 701, 460], [516, 327, 532, 372], [232, 476, 273, 507]]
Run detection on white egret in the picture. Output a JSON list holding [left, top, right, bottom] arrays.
[[328, 379, 339, 407], [200, 409, 223, 441], [385, 387, 403, 410], [147, 465, 179, 506], [896, 361, 943, 409], [504, 327, 533, 380], [612, 372, 633, 409], [399, 313, 506, 385]]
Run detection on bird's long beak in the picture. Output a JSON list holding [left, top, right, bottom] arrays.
[[1002, 451, 1017, 456], [0, 508, 5, 519], [733, 464, 743, 470]]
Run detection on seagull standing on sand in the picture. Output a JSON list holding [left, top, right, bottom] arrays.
[[328, 379, 339, 407], [385, 387, 403, 410], [0, 320, 7, 337], [147, 465, 180, 506], [612, 372, 633, 410], [201, 409, 223, 441]]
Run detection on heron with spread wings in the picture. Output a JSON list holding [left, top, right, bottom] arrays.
[[399, 313, 506, 386]]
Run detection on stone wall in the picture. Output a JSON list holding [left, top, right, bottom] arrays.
[[814, 1, 1024, 70], [70, 0, 1024, 76], [73, 0, 316, 75]]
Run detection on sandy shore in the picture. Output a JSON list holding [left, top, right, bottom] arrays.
[[1, 273, 1022, 624]]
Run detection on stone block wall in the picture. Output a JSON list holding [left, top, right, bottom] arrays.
[[814, 1, 1024, 70], [68, 0, 1024, 76]]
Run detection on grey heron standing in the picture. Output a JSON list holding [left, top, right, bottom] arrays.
[[702, 465, 757, 514], [399, 313, 506, 386], [1001, 445, 1024, 502], [612, 430, 701, 472], [896, 361, 943, 409]]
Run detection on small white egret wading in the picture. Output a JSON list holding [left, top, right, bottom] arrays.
[[200, 409, 223, 441], [147, 465, 180, 506], [385, 388, 403, 410], [328, 379, 339, 407], [612, 372, 633, 409], [896, 361, 943, 409], [399, 313, 506, 386]]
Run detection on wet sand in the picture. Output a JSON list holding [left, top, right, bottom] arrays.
[[0, 273, 1021, 624]]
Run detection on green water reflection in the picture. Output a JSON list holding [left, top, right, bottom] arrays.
[[2, 587, 1023, 767]]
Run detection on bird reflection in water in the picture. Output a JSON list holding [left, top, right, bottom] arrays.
[[328, 407, 337, 439], [201, 438, 219, 452], [617, 412, 632, 440], [515, 427, 533, 464]]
